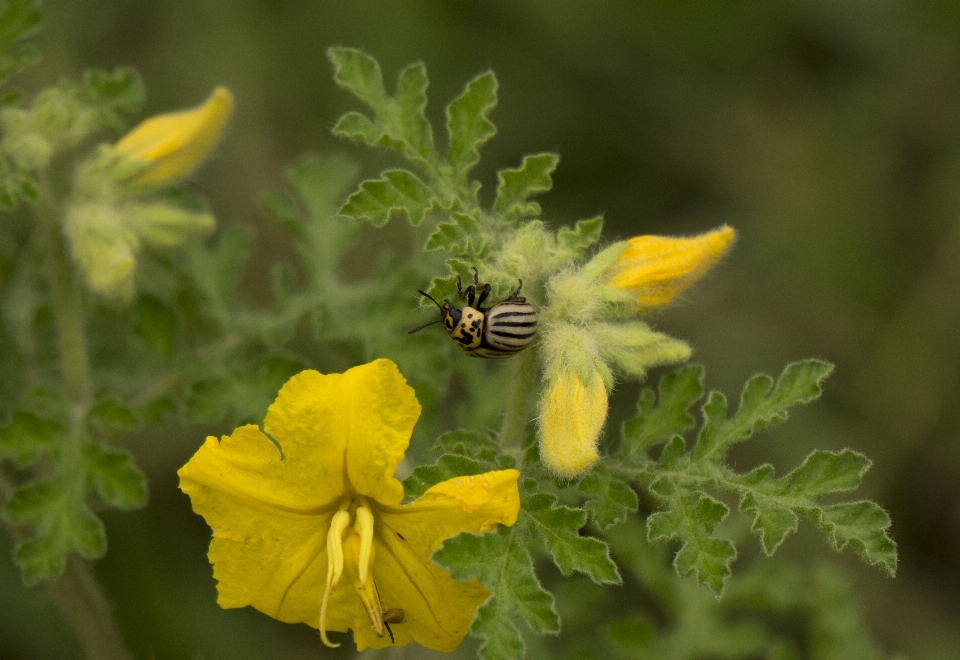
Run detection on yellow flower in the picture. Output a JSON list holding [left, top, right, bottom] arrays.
[[178, 359, 520, 652], [539, 366, 608, 478], [114, 87, 233, 186], [606, 225, 735, 308]]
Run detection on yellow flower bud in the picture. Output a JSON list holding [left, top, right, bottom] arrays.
[[114, 87, 234, 187], [606, 225, 735, 308], [538, 366, 608, 478]]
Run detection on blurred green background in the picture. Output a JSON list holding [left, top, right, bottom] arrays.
[[3, 1, 960, 658]]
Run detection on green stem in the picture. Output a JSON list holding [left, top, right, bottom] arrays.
[[498, 347, 540, 451], [35, 177, 133, 660], [38, 178, 92, 411], [48, 556, 134, 660]]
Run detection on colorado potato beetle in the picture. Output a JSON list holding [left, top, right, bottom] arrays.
[[408, 268, 537, 358]]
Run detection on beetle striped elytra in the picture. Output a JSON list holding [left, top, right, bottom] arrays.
[[409, 268, 537, 358]]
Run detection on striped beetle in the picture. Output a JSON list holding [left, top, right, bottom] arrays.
[[409, 268, 537, 358]]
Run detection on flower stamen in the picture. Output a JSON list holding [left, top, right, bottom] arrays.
[[319, 507, 351, 648], [354, 505, 374, 588]]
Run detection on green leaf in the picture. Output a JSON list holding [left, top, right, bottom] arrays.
[[521, 489, 621, 585], [393, 62, 436, 167], [493, 153, 558, 218], [557, 216, 603, 257], [4, 478, 106, 584], [328, 48, 438, 170], [446, 71, 498, 183], [619, 364, 703, 462], [327, 47, 387, 110], [691, 360, 833, 464], [405, 430, 515, 498], [76, 67, 144, 132], [135, 294, 176, 357], [738, 449, 882, 557], [403, 453, 483, 498], [0, 410, 62, 468], [86, 397, 138, 434], [578, 464, 638, 530], [340, 169, 433, 227], [647, 476, 736, 595], [83, 443, 147, 510], [424, 211, 486, 254], [817, 501, 897, 577], [0, 0, 41, 87], [435, 525, 559, 660], [434, 428, 503, 458]]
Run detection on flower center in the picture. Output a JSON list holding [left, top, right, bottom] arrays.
[[318, 500, 386, 647]]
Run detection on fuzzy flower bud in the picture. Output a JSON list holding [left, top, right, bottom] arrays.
[[64, 204, 139, 298], [538, 366, 608, 478], [113, 87, 233, 187], [606, 225, 735, 308]]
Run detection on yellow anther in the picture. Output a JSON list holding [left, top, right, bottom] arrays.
[[354, 506, 375, 588], [319, 507, 351, 648], [343, 529, 386, 638]]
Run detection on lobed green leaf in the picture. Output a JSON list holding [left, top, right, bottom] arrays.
[[4, 478, 106, 584], [521, 490, 621, 585], [339, 169, 433, 227], [816, 501, 897, 577], [447, 71, 498, 185], [691, 360, 833, 464], [424, 211, 486, 253], [83, 443, 147, 510], [0, 410, 62, 469], [329, 48, 439, 171], [327, 47, 388, 110], [435, 525, 559, 660], [493, 153, 558, 219], [578, 464, 638, 530], [556, 216, 603, 257], [647, 476, 736, 595], [619, 364, 703, 462], [403, 453, 483, 498], [85, 397, 137, 436]]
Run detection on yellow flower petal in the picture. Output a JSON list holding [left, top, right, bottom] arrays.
[[262, 359, 420, 507], [177, 425, 336, 621], [607, 225, 735, 308], [342, 468, 521, 651], [539, 367, 607, 477], [114, 86, 233, 186]]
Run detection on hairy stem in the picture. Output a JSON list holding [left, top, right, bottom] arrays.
[[35, 177, 133, 660], [48, 556, 134, 660], [498, 347, 540, 450], [37, 177, 92, 410]]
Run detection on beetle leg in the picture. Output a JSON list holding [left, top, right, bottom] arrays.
[[511, 278, 524, 299], [472, 266, 480, 286], [476, 282, 492, 309]]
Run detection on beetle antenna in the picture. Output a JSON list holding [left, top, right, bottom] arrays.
[[408, 319, 441, 334], [417, 289, 443, 309]]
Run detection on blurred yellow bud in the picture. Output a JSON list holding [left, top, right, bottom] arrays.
[[606, 225, 735, 308], [538, 367, 608, 478], [114, 87, 233, 186]]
